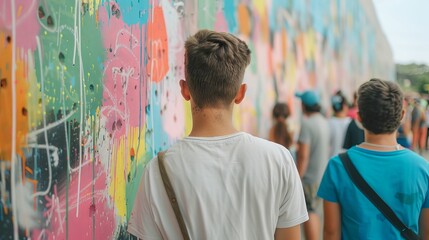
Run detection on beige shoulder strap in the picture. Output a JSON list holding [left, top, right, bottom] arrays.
[[158, 151, 190, 240]]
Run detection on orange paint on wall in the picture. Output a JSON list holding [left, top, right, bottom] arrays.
[[146, 7, 169, 83], [237, 4, 251, 37], [281, 28, 288, 60], [260, 9, 269, 43], [0, 32, 28, 162]]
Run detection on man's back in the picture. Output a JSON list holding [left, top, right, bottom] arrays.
[[299, 113, 330, 185], [128, 132, 308, 240], [318, 146, 429, 239]]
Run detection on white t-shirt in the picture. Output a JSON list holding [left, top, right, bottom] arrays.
[[328, 116, 351, 157], [128, 132, 308, 240]]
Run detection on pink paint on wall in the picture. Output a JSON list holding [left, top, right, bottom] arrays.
[[214, 11, 229, 32], [31, 161, 116, 240], [65, 162, 115, 240], [0, 0, 40, 50], [99, 3, 147, 139]]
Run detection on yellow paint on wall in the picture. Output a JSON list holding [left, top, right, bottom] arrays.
[[286, 54, 297, 87], [252, 0, 265, 17], [304, 29, 316, 60], [83, 0, 100, 16], [108, 126, 146, 220], [109, 137, 127, 219]]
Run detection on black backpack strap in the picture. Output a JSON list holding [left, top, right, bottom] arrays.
[[338, 152, 420, 240]]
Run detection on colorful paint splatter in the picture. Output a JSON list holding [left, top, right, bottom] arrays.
[[0, 0, 393, 239]]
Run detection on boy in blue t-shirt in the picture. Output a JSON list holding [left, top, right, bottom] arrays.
[[318, 79, 429, 239]]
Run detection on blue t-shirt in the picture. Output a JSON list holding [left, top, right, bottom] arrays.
[[318, 146, 429, 239]]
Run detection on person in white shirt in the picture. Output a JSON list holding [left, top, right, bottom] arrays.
[[127, 29, 308, 240], [328, 91, 351, 157]]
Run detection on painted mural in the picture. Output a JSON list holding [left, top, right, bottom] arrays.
[[0, 0, 393, 239]]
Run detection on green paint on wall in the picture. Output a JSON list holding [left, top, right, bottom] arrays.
[[198, 0, 218, 29], [34, 0, 106, 121]]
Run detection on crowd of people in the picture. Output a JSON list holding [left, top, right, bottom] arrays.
[[272, 87, 429, 239], [127, 30, 428, 240]]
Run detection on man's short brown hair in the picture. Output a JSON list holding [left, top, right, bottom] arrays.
[[184, 29, 251, 108], [358, 78, 404, 134]]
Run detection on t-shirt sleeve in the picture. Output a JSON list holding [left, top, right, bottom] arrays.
[[127, 161, 162, 240], [317, 157, 340, 203], [277, 150, 309, 228]]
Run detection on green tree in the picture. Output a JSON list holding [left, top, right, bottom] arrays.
[[396, 63, 429, 94]]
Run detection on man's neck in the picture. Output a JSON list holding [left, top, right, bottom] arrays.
[[364, 131, 398, 145], [304, 111, 319, 117], [334, 111, 347, 118], [189, 106, 238, 137]]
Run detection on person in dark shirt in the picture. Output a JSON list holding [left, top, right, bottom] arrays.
[[342, 118, 364, 149]]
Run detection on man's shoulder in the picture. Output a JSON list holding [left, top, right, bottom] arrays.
[[243, 133, 291, 151], [142, 154, 160, 176], [402, 150, 429, 169], [306, 113, 328, 124]]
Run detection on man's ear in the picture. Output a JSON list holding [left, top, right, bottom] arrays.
[[180, 79, 191, 101], [234, 84, 247, 104]]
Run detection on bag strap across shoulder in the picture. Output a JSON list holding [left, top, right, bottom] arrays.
[[338, 152, 420, 240], [158, 151, 191, 240]]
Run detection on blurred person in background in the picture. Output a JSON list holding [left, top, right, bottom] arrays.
[[328, 91, 351, 157], [343, 91, 365, 149], [269, 102, 294, 150], [411, 98, 426, 153], [295, 90, 330, 240], [342, 117, 365, 150], [347, 91, 358, 120], [397, 97, 412, 148], [425, 99, 429, 150]]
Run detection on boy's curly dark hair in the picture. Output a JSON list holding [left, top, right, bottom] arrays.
[[358, 78, 403, 134]]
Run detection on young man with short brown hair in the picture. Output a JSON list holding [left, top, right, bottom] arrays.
[[128, 30, 308, 240]]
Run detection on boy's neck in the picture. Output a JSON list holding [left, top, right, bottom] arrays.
[[364, 131, 399, 146], [334, 111, 348, 118], [189, 105, 238, 137]]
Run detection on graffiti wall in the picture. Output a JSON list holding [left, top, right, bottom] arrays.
[[0, 0, 393, 239]]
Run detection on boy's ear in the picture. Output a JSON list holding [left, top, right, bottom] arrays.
[[234, 84, 247, 104], [180, 79, 191, 101]]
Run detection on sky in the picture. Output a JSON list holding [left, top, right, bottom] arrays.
[[373, 0, 429, 65]]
